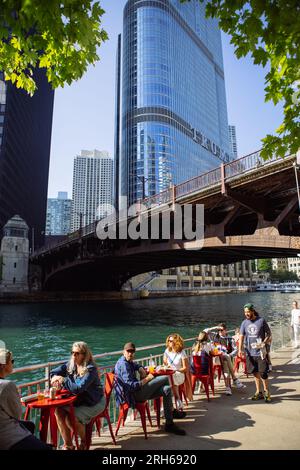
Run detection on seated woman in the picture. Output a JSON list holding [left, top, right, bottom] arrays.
[[0, 348, 50, 450], [50, 341, 105, 450], [191, 331, 212, 375], [163, 334, 190, 410]]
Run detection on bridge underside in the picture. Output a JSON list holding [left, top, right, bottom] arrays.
[[41, 229, 300, 291]]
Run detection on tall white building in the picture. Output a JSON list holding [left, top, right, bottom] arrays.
[[71, 150, 114, 232], [288, 258, 300, 278], [228, 125, 238, 159], [272, 258, 289, 271]]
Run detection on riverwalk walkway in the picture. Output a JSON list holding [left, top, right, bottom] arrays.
[[90, 345, 300, 450]]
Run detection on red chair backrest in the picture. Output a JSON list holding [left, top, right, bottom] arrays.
[[104, 372, 115, 408], [192, 354, 211, 376]]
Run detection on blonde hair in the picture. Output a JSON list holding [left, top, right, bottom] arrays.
[[0, 349, 13, 374], [192, 331, 209, 354], [67, 341, 96, 376], [165, 333, 184, 353]]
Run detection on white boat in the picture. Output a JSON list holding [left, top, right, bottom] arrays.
[[256, 282, 300, 292], [256, 283, 281, 292], [280, 282, 300, 293]]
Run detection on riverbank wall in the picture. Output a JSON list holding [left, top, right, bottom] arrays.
[[0, 286, 253, 303]]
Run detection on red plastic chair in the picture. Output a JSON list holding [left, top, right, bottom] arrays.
[[234, 355, 248, 377], [213, 363, 222, 382], [115, 396, 161, 440], [85, 372, 116, 449], [191, 355, 214, 401], [178, 384, 188, 407]]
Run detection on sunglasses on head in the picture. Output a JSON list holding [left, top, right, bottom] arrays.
[[126, 349, 135, 353], [168, 338, 174, 342]]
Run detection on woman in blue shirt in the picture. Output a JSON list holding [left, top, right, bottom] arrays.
[[50, 341, 105, 450]]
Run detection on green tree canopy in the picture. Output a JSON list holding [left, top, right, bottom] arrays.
[[257, 259, 272, 272], [181, 0, 300, 159], [0, 0, 108, 95]]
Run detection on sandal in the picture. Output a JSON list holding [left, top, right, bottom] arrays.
[[251, 391, 264, 400], [78, 441, 87, 450], [61, 444, 75, 450]]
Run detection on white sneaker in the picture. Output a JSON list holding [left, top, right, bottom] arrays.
[[233, 378, 246, 389], [176, 399, 183, 409], [225, 387, 232, 396], [268, 364, 272, 371]]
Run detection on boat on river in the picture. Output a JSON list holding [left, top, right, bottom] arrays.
[[256, 282, 300, 293]]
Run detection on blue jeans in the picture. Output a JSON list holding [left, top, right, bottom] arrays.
[[10, 435, 52, 450], [133, 375, 173, 423]]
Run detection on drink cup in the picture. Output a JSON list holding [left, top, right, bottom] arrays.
[[149, 365, 155, 374], [37, 391, 45, 401], [50, 387, 57, 400]]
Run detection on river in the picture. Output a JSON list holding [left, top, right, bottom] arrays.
[[0, 291, 294, 376]]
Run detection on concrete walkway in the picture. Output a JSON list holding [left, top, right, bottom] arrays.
[[91, 346, 300, 450]]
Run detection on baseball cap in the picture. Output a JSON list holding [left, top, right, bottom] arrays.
[[244, 303, 254, 310], [123, 342, 136, 351]]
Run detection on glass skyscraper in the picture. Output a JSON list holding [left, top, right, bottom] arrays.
[[118, 0, 231, 206], [46, 192, 72, 235]]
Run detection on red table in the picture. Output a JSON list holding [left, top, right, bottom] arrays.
[[23, 393, 79, 449]]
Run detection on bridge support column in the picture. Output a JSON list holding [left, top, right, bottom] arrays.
[[211, 265, 216, 287], [201, 264, 205, 287]]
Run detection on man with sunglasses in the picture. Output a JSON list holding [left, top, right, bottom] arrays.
[[114, 342, 186, 436], [204, 324, 245, 395]]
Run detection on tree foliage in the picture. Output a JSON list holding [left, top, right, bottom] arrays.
[[181, 0, 300, 159], [0, 0, 108, 94], [257, 259, 272, 272]]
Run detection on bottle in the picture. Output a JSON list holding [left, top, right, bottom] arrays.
[[50, 387, 57, 400]]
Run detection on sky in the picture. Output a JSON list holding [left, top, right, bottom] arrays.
[[47, 0, 283, 198]]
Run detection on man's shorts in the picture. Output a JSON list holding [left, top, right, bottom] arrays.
[[246, 355, 269, 379]]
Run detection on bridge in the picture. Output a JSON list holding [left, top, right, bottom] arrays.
[[32, 151, 300, 291]]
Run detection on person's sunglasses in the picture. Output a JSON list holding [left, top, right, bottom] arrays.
[[126, 349, 135, 353], [11, 359, 15, 364], [71, 351, 82, 356]]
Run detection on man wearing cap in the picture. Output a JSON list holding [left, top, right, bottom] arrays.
[[114, 342, 186, 435], [239, 304, 272, 402]]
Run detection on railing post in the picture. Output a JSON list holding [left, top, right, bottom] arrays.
[[280, 320, 284, 349], [171, 184, 176, 211], [221, 163, 226, 194], [45, 364, 50, 389]]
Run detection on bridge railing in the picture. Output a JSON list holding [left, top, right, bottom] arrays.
[[224, 150, 277, 179], [142, 187, 172, 209], [176, 166, 222, 198]]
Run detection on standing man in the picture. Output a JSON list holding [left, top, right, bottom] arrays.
[[114, 342, 186, 435], [238, 303, 272, 402], [291, 301, 300, 348]]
